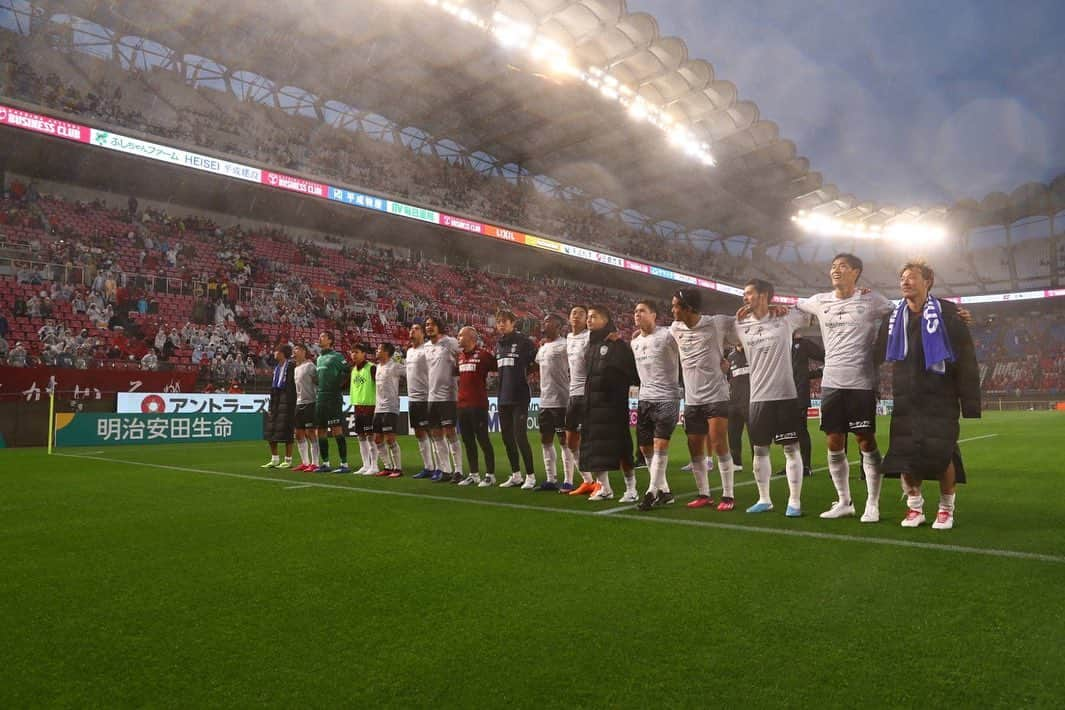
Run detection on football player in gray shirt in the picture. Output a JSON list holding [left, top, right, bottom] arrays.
[[796, 253, 894, 522], [292, 344, 320, 471], [405, 324, 437, 478], [425, 316, 463, 481], [563, 307, 594, 495], [670, 289, 741, 511], [534, 314, 570, 491], [632, 300, 681, 510], [735, 279, 811, 517]]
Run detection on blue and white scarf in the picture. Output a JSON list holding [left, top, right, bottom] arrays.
[[885, 296, 955, 373], [272, 362, 287, 389]]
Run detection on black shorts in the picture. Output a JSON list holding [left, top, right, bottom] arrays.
[[819, 388, 877, 434], [294, 403, 316, 430], [353, 405, 375, 436], [749, 399, 801, 446], [315, 395, 344, 428], [536, 408, 562, 436], [682, 401, 729, 435], [538, 407, 567, 435], [564, 396, 585, 432], [373, 412, 398, 434], [637, 400, 680, 446], [428, 400, 457, 429], [409, 400, 430, 430]]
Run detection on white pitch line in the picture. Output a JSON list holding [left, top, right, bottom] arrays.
[[284, 483, 314, 490], [954, 434, 998, 443], [54, 444, 1064, 566], [595, 433, 1001, 515]]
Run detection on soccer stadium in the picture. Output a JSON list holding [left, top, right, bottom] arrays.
[[2, 0, 1064, 706]]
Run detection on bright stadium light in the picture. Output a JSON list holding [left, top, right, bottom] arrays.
[[492, 14, 533, 49], [420, 0, 715, 168], [791, 213, 947, 242], [628, 98, 648, 121], [668, 127, 692, 146]]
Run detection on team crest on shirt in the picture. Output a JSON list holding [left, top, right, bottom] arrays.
[[600, 345, 608, 356]]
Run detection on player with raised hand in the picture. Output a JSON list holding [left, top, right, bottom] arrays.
[[669, 288, 740, 511], [735, 280, 811, 516]]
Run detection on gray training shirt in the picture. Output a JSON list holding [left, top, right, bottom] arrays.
[[536, 337, 570, 409], [566, 329, 590, 398], [404, 341, 430, 401], [294, 361, 317, 405], [797, 290, 894, 390], [669, 315, 736, 405], [632, 325, 682, 402], [425, 335, 460, 403], [735, 309, 810, 402], [374, 360, 404, 414]]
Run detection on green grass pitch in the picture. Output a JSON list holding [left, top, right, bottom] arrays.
[[2, 411, 1064, 708]]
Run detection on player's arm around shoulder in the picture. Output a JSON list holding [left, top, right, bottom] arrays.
[[942, 300, 982, 419]]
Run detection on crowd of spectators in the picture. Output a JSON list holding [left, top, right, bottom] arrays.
[[0, 42, 737, 280], [1, 186, 1063, 397], [0, 186, 645, 391], [971, 314, 1065, 395]]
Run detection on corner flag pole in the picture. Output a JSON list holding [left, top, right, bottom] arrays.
[[47, 388, 55, 455]]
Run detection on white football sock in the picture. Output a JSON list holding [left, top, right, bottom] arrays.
[[559, 446, 576, 485], [388, 441, 401, 471], [572, 445, 592, 484], [310, 439, 321, 466], [752, 446, 772, 504], [417, 436, 433, 470], [623, 470, 637, 495], [783, 443, 803, 509], [429, 436, 440, 470], [432, 437, 451, 473], [357, 439, 370, 469], [376, 441, 391, 469], [939, 493, 955, 512], [447, 436, 462, 475], [691, 457, 710, 496], [542, 443, 558, 482], [716, 453, 734, 498], [827, 449, 851, 504], [907, 494, 925, 511], [645, 451, 660, 494], [296, 439, 308, 465], [861, 449, 883, 506], [270, 454, 279, 464], [595, 471, 612, 495], [653, 451, 671, 493]]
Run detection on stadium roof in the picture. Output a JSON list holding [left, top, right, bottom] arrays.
[[30, 0, 1065, 244]]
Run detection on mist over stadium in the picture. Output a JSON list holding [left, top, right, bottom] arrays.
[[1, 1, 1063, 707]]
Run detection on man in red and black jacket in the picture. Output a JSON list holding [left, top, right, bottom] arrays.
[[455, 325, 497, 487]]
